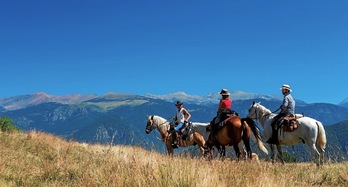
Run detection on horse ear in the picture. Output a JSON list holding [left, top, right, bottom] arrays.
[[252, 101, 255, 105], [151, 115, 154, 120]]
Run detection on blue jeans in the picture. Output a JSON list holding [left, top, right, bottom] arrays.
[[174, 123, 184, 132]]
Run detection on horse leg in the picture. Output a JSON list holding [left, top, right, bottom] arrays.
[[193, 132, 206, 157], [203, 146, 213, 160], [204, 146, 214, 160], [308, 143, 321, 167], [242, 136, 252, 160], [245, 143, 252, 160], [166, 142, 174, 156], [198, 145, 205, 156], [203, 139, 214, 160], [276, 145, 285, 165], [316, 143, 325, 166], [233, 145, 241, 161], [270, 144, 276, 164], [220, 145, 226, 160]]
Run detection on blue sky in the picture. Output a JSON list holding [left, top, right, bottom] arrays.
[[1, 0, 347, 104]]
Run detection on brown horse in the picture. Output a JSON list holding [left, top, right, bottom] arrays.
[[204, 117, 268, 160], [145, 115, 209, 156]]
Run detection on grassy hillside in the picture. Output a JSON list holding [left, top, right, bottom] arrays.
[[0, 131, 347, 187]]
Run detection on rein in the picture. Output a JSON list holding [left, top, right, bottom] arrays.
[[158, 118, 172, 127], [272, 106, 281, 113]]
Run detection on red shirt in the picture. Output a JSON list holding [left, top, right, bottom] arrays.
[[219, 99, 232, 110]]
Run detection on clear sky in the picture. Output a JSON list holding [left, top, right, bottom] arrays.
[[1, 0, 347, 104]]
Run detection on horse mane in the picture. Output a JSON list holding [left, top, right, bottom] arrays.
[[152, 115, 170, 130], [256, 103, 272, 115]]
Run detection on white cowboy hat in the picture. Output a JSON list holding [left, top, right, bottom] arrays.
[[280, 84, 292, 92], [219, 88, 230, 96]]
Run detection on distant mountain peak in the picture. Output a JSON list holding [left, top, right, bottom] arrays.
[[0, 92, 97, 110], [339, 97, 348, 108], [144, 90, 284, 105]]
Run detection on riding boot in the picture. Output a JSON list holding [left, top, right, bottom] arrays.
[[266, 124, 278, 144]]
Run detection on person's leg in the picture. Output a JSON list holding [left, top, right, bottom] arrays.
[[173, 123, 183, 146], [267, 115, 281, 144], [214, 114, 220, 125]]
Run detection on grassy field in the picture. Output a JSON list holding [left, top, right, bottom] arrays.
[[0, 131, 347, 187]]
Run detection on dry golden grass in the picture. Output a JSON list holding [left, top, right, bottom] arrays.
[[0, 131, 347, 187]]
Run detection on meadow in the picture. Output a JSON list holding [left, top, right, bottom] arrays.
[[0, 131, 347, 187]]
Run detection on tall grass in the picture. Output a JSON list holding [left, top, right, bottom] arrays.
[[0, 131, 347, 187]]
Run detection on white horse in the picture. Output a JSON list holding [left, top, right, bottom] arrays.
[[145, 115, 210, 156], [247, 102, 327, 167]]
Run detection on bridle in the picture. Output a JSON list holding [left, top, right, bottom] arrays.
[[249, 104, 259, 120], [146, 115, 174, 141], [251, 104, 275, 122], [146, 115, 172, 132]]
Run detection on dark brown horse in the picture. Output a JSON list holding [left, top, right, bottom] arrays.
[[204, 117, 268, 160]]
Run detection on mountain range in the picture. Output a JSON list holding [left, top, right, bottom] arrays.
[[1, 91, 348, 161]]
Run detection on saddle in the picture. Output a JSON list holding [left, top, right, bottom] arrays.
[[171, 122, 194, 141], [179, 122, 189, 140], [275, 114, 300, 132], [206, 110, 239, 132], [216, 110, 239, 128], [221, 109, 239, 120]]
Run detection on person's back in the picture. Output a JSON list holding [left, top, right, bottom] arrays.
[[218, 89, 232, 112], [214, 89, 232, 126], [282, 91, 295, 115]]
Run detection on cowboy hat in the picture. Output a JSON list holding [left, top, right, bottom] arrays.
[[219, 89, 230, 96], [175, 101, 183, 106], [280, 84, 292, 92]]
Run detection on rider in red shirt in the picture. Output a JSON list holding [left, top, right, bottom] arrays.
[[215, 89, 232, 124]]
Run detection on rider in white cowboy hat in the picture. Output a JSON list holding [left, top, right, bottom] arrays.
[[266, 84, 296, 144]]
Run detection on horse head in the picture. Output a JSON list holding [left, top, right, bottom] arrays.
[[145, 115, 156, 134], [248, 101, 261, 120]]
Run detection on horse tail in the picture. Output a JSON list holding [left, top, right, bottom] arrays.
[[316, 121, 327, 149], [242, 117, 268, 155]]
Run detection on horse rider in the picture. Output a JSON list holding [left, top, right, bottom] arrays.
[[172, 101, 191, 148], [266, 84, 296, 144], [214, 88, 233, 125]]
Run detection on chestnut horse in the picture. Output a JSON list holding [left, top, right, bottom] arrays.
[[145, 115, 209, 156], [204, 116, 268, 160]]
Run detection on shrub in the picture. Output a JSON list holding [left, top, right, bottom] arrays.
[[0, 116, 20, 133]]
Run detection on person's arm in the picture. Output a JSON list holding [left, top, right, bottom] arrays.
[[217, 100, 223, 112], [183, 109, 191, 122], [280, 97, 289, 113]]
